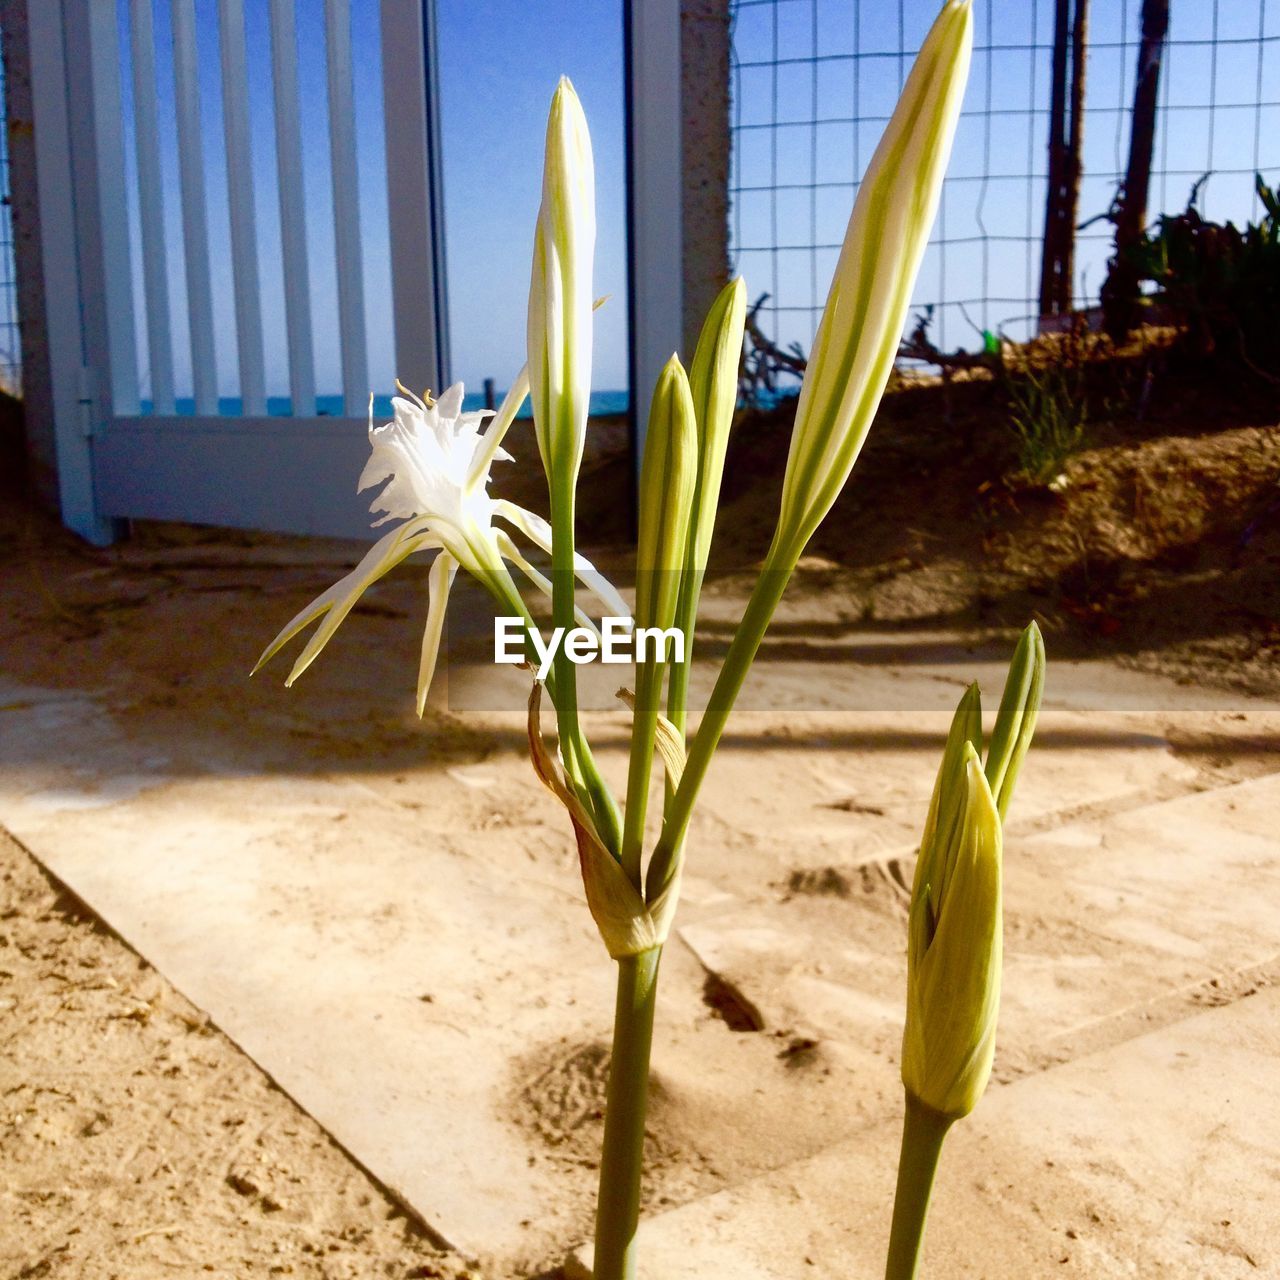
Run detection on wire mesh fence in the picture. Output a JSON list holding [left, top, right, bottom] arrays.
[[0, 33, 21, 397], [728, 0, 1279, 370]]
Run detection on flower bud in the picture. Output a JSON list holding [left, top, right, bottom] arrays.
[[685, 276, 747, 578], [665, 277, 747, 736], [622, 355, 698, 879], [903, 742, 1002, 1121], [984, 621, 1045, 820], [527, 77, 596, 500], [902, 622, 1044, 1121], [773, 0, 973, 561], [634, 355, 698, 637]]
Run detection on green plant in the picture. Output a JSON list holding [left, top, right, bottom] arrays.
[[1004, 358, 1088, 484], [886, 622, 1044, 1279], [1001, 319, 1094, 485], [257, 5, 978, 1277], [1105, 173, 1280, 379]]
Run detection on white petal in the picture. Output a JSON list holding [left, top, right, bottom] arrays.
[[417, 552, 457, 716], [493, 499, 630, 621], [435, 382, 465, 421], [494, 530, 600, 637], [466, 366, 530, 489], [358, 438, 395, 493], [252, 520, 437, 684]]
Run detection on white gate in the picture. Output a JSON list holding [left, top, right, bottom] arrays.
[[28, 0, 448, 545]]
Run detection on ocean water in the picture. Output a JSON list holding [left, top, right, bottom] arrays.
[[138, 390, 631, 419]]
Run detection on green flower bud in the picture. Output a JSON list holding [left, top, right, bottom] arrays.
[[984, 621, 1046, 820], [527, 76, 595, 505], [666, 277, 747, 737], [685, 276, 747, 579], [903, 742, 1002, 1121], [772, 0, 973, 563], [622, 355, 698, 882], [634, 354, 698, 637], [902, 623, 1044, 1121]]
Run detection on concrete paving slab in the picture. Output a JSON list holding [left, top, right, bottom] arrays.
[[0, 682, 611, 1262], [570, 983, 1280, 1279], [1, 640, 1274, 1270], [675, 774, 1280, 1089]]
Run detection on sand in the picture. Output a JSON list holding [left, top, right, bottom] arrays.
[[1, 358, 1278, 1276]]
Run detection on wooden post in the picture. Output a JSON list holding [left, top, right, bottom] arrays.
[[1039, 0, 1070, 318], [1039, 0, 1089, 320], [0, 0, 60, 507], [1064, 0, 1088, 308], [1102, 0, 1170, 341]]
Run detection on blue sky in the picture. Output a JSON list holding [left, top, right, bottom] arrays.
[[436, 0, 629, 393], [115, 0, 1277, 406], [730, 0, 1279, 355]]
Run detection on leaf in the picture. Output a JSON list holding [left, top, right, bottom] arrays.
[[528, 683, 669, 958]]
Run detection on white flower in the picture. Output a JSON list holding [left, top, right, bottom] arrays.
[[360, 380, 506, 549], [254, 377, 627, 714]]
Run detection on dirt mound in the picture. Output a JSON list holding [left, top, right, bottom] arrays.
[[701, 347, 1280, 693]]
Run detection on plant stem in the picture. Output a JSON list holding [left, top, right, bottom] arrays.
[[620, 662, 661, 888], [664, 565, 704, 742], [646, 562, 791, 900], [593, 948, 662, 1280], [551, 495, 622, 854], [884, 1094, 953, 1280]]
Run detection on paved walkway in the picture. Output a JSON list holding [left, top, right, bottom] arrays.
[[570, 773, 1280, 1277], [2, 542, 1276, 1272], [572, 977, 1280, 1279]]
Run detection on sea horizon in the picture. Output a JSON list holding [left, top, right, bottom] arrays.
[[136, 390, 632, 420]]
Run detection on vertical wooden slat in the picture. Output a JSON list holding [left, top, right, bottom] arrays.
[[84, 0, 140, 416], [268, 0, 315, 416], [170, 0, 218, 414], [325, 0, 368, 416], [217, 0, 266, 415], [380, 0, 448, 396], [27, 0, 109, 542], [129, 0, 175, 414], [1102, 0, 1169, 340]]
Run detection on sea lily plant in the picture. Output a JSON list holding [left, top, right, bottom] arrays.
[[886, 621, 1044, 1280], [257, 4, 977, 1278]]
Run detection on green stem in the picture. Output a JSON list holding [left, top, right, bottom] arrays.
[[552, 493, 622, 854], [620, 663, 662, 888], [473, 559, 620, 849], [661, 563, 704, 854], [664, 565, 704, 743], [551, 493, 585, 770], [593, 948, 662, 1280], [646, 560, 792, 900], [884, 1094, 953, 1280]]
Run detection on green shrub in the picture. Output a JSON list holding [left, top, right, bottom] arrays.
[[1001, 320, 1093, 485], [1110, 173, 1280, 379]]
